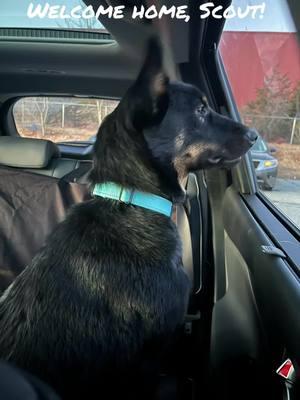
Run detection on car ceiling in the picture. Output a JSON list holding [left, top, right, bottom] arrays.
[[0, 0, 193, 102], [0, 0, 297, 101]]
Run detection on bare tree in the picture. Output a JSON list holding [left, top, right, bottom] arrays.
[[55, 1, 102, 31], [96, 99, 104, 125], [35, 98, 49, 137], [60, 17, 100, 30], [242, 68, 295, 142]]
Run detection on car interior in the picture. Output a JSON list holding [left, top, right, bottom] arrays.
[[0, 0, 299, 399]]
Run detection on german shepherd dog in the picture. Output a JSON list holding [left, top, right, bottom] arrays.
[[0, 39, 257, 399]]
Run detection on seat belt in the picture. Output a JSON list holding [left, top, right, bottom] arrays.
[[63, 162, 92, 183]]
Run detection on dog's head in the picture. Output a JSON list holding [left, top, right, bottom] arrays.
[[92, 39, 258, 199], [118, 38, 257, 179]]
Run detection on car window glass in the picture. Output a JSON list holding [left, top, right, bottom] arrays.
[[0, 0, 105, 31], [220, 0, 300, 229], [13, 97, 119, 143]]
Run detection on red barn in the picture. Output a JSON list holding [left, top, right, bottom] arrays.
[[219, 0, 300, 108]]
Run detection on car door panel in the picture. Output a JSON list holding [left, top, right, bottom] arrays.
[[219, 186, 300, 363]]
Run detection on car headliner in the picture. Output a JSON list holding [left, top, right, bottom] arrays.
[[0, 0, 197, 102]]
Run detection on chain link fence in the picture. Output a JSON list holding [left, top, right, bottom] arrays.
[[13, 97, 119, 142], [242, 114, 300, 145]]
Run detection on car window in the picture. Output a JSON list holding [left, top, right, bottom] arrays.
[[220, 0, 300, 229], [0, 0, 105, 31], [13, 97, 119, 143]]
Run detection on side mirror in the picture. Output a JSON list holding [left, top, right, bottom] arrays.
[[269, 147, 277, 154]]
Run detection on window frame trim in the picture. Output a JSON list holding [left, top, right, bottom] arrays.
[[215, 48, 258, 195], [257, 190, 300, 241]]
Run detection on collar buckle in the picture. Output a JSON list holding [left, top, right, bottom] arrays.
[[119, 187, 135, 204], [93, 182, 172, 217]]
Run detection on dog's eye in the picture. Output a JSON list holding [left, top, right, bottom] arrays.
[[196, 105, 207, 115]]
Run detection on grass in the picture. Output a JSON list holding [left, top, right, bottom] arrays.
[[17, 127, 97, 142], [269, 142, 300, 180]]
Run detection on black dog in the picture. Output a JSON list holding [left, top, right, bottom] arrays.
[[0, 39, 257, 399]]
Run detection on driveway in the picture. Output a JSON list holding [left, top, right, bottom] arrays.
[[262, 179, 300, 228]]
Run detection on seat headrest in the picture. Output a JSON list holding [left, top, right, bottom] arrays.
[[0, 137, 60, 168]]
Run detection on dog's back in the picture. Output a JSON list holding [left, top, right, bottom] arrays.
[[0, 199, 190, 398]]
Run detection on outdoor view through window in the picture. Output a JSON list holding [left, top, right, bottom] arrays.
[[14, 97, 119, 143], [220, 0, 300, 229], [0, 0, 105, 30]]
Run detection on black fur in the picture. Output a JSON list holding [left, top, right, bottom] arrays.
[[0, 38, 256, 399]]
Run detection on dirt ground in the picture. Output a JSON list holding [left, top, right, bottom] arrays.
[[17, 127, 97, 142], [269, 142, 300, 180]]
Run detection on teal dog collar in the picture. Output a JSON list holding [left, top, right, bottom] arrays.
[[93, 182, 173, 217]]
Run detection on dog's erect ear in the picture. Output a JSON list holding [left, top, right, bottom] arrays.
[[125, 38, 169, 131], [136, 38, 169, 98]]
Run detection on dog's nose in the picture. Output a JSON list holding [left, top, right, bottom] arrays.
[[245, 129, 258, 145]]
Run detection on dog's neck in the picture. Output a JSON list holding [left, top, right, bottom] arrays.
[[90, 120, 186, 204]]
